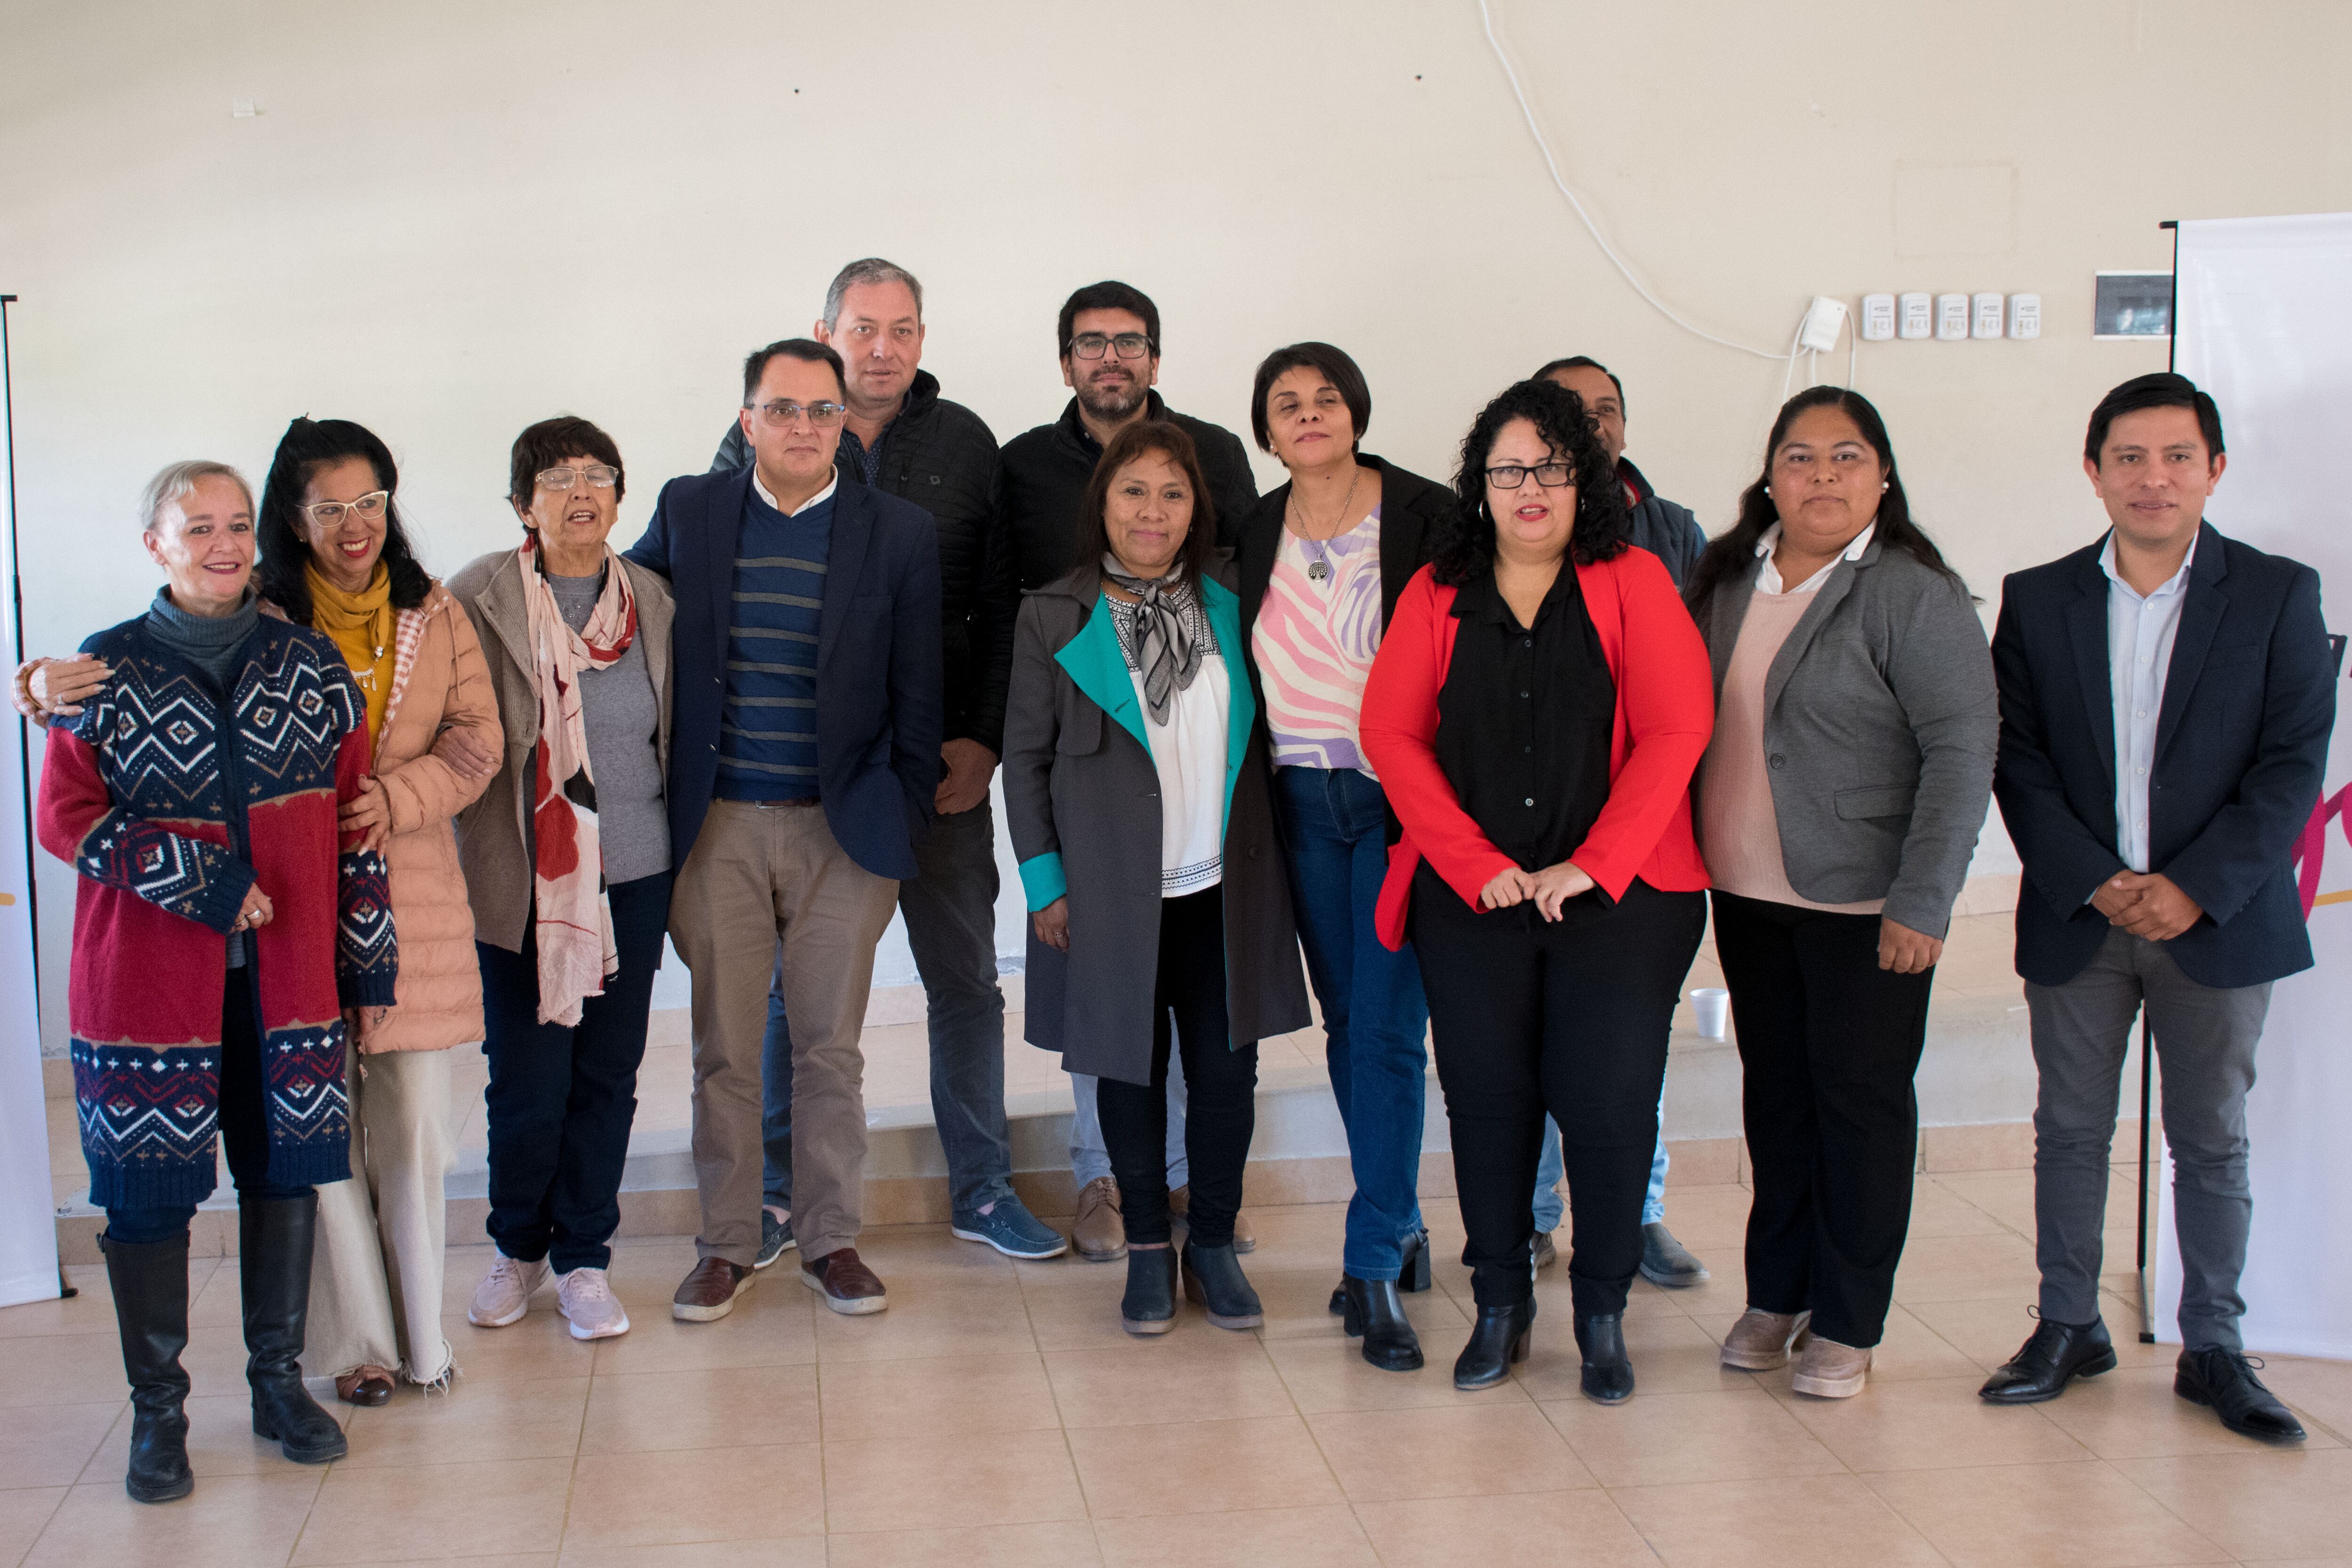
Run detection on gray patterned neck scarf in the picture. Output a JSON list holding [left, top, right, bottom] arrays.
[[1102, 557, 1202, 726]]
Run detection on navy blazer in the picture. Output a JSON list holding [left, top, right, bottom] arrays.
[[1991, 522, 2334, 989], [624, 467, 944, 881]]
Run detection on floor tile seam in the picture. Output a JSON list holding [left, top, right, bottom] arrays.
[[2104, 1445, 2344, 1543], [1605, 1470, 1960, 1567], [1855, 1454, 2240, 1563], [1, 1483, 67, 1568], [267, 1461, 330, 1568]]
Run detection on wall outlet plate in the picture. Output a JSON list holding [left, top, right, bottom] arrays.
[[1861, 294, 1896, 341], [1937, 293, 1971, 340], [1899, 292, 1933, 339], [1972, 292, 2005, 339], [2008, 293, 2042, 339]]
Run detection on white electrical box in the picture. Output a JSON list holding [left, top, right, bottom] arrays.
[[1798, 295, 1849, 352], [2008, 293, 2042, 340], [1861, 294, 1896, 341], [1899, 293, 1932, 340], [1936, 294, 1970, 341], [1972, 292, 2005, 340]]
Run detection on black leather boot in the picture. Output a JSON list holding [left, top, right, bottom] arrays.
[[1574, 1312, 1636, 1404], [1341, 1276, 1424, 1371], [1180, 1241, 1264, 1329], [1120, 1248, 1178, 1336], [1329, 1226, 1435, 1315], [101, 1231, 195, 1503], [240, 1194, 348, 1463], [1454, 1298, 1535, 1390], [1979, 1317, 2116, 1404]]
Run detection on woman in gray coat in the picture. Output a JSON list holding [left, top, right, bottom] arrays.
[[1686, 387, 1996, 1401], [1004, 420, 1310, 1337]]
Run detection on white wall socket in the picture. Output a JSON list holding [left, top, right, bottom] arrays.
[[1899, 292, 1933, 339], [1936, 293, 1971, 340], [1972, 292, 2005, 339], [2008, 294, 2042, 339], [1798, 295, 1849, 352], [1861, 294, 1896, 341]]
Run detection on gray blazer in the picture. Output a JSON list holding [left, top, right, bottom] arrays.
[[446, 548, 676, 952], [1698, 535, 1997, 939]]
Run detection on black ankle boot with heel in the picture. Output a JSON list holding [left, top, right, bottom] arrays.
[[1454, 1298, 1536, 1390], [1329, 1226, 1434, 1315], [1341, 1276, 1423, 1371], [1180, 1241, 1264, 1329], [1574, 1312, 1636, 1404], [101, 1231, 196, 1504], [1120, 1248, 1178, 1336], [241, 1194, 348, 1464]]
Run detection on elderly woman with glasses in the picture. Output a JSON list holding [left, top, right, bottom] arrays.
[[449, 418, 676, 1344]]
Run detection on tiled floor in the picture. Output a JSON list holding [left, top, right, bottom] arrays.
[[3, 1171, 2346, 1567]]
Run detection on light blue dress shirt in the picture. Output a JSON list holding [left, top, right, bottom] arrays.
[[2101, 531, 2198, 873]]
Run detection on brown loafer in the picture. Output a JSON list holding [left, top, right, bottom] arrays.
[[335, 1366, 396, 1406], [1721, 1307, 1813, 1371], [801, 1247, 889, 1315], [1789, 1333, 1872, 1398], [1072, 1177, 1127, 1263], [671, 1256, 755, 1322]]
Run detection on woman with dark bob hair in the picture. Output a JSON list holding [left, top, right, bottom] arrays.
[[1361, 378, 1715, 1398], [1687, 387, 1994, 1399], [1003, 419, 1310, 1337], [448, 416, 676, 1345], [1237, 342, 1453, 1370]]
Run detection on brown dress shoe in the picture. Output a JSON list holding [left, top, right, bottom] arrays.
[[801, 1247, 888, 1315], [1720, 1307, 1812, 1370], [335, 1366, 395, 1406], [671, 1257, 755, 1322], [1072, 1177, 1127, 1262], [1789, 1333, 1871, 1398], [1532, 1231, 1558, 1270], [1168, 1186, 1255, 1253]]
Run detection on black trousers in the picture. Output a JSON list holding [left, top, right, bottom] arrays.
[[1711, 890, 1936, 1349], [479, 871, 673, 1273], [1412, 870, 1705, 1312], [1096, 886, 1259, 1249]]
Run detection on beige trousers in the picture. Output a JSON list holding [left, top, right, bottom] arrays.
[[671, 799, 897, 1267], [301, 1047, 457, 1386]]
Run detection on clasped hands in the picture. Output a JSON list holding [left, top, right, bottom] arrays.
[[2090, 869, 2204, 941], [1478, 861, 1596, 920]]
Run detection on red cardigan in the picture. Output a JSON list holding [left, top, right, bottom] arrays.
[[1359, 550, 1714, 950]]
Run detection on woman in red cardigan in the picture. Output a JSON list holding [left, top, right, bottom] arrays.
[[1361, 379, 1713, 1400]]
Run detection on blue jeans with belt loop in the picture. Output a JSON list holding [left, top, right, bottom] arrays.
[[1272, 765, 1430, 1281]]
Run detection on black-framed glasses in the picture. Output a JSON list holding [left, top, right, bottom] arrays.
[[1484, 462, 1573, 490], [1068, 332, 1153, 361], [536, 464, 620, 491], [300, 490, 389, 525], [747, 399, 846, 429]]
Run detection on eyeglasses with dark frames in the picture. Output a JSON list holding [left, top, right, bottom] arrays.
[[1484, 462, 1574, 489], [1068, 332, 1153, 361]]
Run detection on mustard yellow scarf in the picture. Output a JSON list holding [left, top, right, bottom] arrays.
[[306, 561, 396, 740]]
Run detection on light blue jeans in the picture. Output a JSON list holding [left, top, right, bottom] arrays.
[[1534, 1098, 1669, 1233], [1071, 1053, 1189, 1189]]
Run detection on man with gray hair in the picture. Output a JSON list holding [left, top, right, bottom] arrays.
[[711, 260, 1063, 1261]]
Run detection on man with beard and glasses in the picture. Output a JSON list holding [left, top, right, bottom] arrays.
[[999, 281, 1263, 1260]]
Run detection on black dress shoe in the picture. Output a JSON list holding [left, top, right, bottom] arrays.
[[1979, 1317, 2117, 1404], [1454, 1299, 1535, 1390], [1341, 1276, 1424, 1372], [1574, 1313, 1635, 1404], [2176, 1346, 2307, 1441], [1637, 1222, 1709, 1288]]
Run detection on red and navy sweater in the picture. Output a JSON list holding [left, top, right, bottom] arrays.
[[36, 615, 398, 1210]]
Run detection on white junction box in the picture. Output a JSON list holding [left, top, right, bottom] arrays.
[[1899, 292, 1933, 339], [1861, 294, 1896, 341], [1972, 292, 2005, 339], [1936, 293, 1971, 340], [2008, 293, 2042, 339]]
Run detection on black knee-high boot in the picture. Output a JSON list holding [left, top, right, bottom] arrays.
[[240, 1194, 348, 1463], [101, 1231, 196, 1503]]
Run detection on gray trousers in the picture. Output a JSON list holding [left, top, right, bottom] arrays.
[[2025, 926, 2270, 1351]]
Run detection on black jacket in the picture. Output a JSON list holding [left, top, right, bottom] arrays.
[[999, 390, 1260, 590], [1619, 457, 1708, 590], [713, 371, 1016, 756]]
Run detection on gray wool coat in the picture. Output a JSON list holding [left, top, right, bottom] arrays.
[[1697, 534, 1998, 939], [1001, 561, 1311, 1087]]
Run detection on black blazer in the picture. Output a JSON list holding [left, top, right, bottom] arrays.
[[1991, 522, 2334, 989], [624, 468, 944, 880], [1236, 454, 1450, 645]]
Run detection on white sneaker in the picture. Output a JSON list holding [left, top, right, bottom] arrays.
[[468, 1253, 550, 1328], [556, 1267, 631, 1340]]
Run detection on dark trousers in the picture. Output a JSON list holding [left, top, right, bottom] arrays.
[[1711, 890, 1935, 1349], [1412, 870, 1704, 1312], [1096, 886, 1259, 1249], [479, 871, 672, 1273], [762, 799, 1012, 1216], [106, 979, 309, 1244]]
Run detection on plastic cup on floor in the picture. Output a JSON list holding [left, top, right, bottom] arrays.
[[1690, 987, 1729, 1040]]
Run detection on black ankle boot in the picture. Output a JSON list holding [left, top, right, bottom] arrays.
[[1341, 1276, 1424, 1371], [101, 1231, 195, 1504], [240, 1194, 348, 1464], [1454, 1298, 1535, 1390], [1120, 1248, 1178, 1336], [1574, 1312, 1636, 1404], [1329, 1227, 1436, 1316], [1180, 1242, 1263, 1329]]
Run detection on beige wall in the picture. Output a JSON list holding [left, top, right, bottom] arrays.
[[5, 0, 2349, 1046]]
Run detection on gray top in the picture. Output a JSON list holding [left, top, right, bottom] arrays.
[[145, 587, 260, 965], [547, 569, 670, 886]]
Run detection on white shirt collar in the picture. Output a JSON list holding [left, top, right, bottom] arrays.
[[2097, 530, 2198, 602], [1754, 521, 1875, 596], [753, 469, 837, 517]]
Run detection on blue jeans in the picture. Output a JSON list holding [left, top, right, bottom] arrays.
[[1273, 766, 1430, 1281], [1071, 1057, 1188, 1188], [1534, 1103, 1669, 1233]]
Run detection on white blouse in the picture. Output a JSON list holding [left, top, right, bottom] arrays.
[[1127, 653, 1230, 898]]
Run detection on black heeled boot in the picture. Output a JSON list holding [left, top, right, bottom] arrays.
[[1120, 1248, 1178, 1336], [1330, 1226, 1434, 1315], [1454, 1298, 1535, 1390], [1341, 1276, 1424, 1371], [1180, 1241, 1264, 1329], [1574, 1312, 1636, 1404], [240, 1194, 348, 1463], [101, 1231, 195, 1503]]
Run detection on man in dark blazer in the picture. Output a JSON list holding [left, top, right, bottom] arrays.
[[1982, 373, 2332, 1441], [626, 337, 943, 1322]]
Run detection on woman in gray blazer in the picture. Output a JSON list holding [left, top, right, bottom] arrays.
[[1003, 420, 1310, 1338], [1687, 388, 1996, 1400]]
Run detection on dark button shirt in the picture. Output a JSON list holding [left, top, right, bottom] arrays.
[[1434, 564, 1615, 873], [838, 417, 895, 486]]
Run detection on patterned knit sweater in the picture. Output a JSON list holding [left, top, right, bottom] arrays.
[[35, 614, 399, 1209]]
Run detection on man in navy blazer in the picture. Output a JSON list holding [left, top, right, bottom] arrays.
[[625, 337, 942, 1322], [1981, 374, 2332, 1441]]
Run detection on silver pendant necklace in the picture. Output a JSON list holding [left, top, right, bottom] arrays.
[[1290, 466, 1362, 585]]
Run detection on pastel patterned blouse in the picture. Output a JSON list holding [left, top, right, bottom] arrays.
[[1251, 509, 1384, 775]]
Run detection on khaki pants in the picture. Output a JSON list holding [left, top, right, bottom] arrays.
[[672, 799, 897, 1266]]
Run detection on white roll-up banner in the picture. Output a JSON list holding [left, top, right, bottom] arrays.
[[2160, 212, 2352, 1360]]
